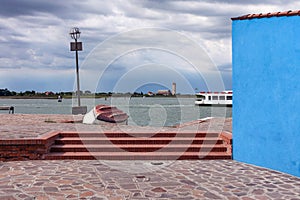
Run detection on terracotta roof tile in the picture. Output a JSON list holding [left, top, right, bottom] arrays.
[[289, 10, 300, 15], [259, 13, 271, 18], [232, 10, 300, 20]]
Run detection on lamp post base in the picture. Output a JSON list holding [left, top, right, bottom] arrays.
[[72, 106, 87, 115]]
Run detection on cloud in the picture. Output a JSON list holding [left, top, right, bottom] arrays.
[[0, 68, 74, 92], [78, 28, 227, 92], [1, 0, 299, 92], [0, 0, 63, 17]]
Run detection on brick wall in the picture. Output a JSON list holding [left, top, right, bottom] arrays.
[[0, 132, 59, 161]]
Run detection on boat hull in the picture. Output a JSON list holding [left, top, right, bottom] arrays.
[[83, 105, 129, 124], [94, 105, 129, 123], [195, 91, 232, 107]]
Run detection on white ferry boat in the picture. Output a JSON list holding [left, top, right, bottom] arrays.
[[195, 91, 232, 107]]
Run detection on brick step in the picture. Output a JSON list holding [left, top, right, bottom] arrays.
[[54, 137, 224, 145], [44, 151, 232, 160], [50, 144, 227, 153], [59, 131, 220, 138]]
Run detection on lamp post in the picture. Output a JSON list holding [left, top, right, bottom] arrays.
[[70, 27, 82, 107], [70, 27, 86, 114]]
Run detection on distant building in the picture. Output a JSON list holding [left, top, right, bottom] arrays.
[[157, 90, 171, 96], [172, 82, 176, 95], [147, 91, 154, 96], [45, 91, 54, 96]]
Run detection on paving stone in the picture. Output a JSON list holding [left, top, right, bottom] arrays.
[[160, 193, 178, 198], [35, 195, 50, 200], [252, 189, 265, 195], [33, 182, 44, 186], [66, 194, 78, 198], [106, 185, 119, 189], [119, 184, 137, 190], [279, 184, 295, 189], [263, 184, 278, 189], [204, 191, 221, 199], [256, 197, 272, 200], [180, 179, 197, 186], [145, 190, 160, 198], [90, 197, 108, 200], [80, 191, 94, 198], [43, 186, 59, 192], [151, 187, 167, 193], [0, 196, 17, 200]]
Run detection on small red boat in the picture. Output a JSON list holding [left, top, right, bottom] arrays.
[[94, 105, 129, 123]]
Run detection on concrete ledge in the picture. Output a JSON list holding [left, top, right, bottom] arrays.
[[72, 106, 87, 115], [219, 131, 232, 144], [219, 131, 232, 155], [0, 131, 60, 161]]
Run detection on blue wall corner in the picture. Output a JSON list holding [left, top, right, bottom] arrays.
[[232, 16, 300, 177]]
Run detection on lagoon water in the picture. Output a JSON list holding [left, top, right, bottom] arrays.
[[0, 97, 231, 127]]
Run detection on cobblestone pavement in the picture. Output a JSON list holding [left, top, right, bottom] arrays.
[[0, 160, 300, 200], [0, 114, 232, 139], [0, 114, 82, 139], [4, 114, 298, 199]]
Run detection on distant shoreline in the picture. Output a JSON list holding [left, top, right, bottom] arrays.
[[0, 94, 196, 99], [0, 96, 59, 99]]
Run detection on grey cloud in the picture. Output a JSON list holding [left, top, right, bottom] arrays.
[[140, 0, 296, 19], [0, 0, 109, 20], [145, 0, 291, 6], [0, 0, 67, 17], [129, 1, 236, 41], [1, 0, 298, 92], [138, 0, 230, 16], [199, 0, 289, 5]]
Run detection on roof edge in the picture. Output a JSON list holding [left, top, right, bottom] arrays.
[[232, 10, 300, 21]]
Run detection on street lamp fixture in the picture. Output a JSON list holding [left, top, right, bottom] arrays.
[[70, 27, 81, 40]]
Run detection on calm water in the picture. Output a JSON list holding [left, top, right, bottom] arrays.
[[0, 97, 231, 127]]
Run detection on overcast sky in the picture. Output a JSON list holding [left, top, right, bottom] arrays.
[[0, 0, 299, 93]]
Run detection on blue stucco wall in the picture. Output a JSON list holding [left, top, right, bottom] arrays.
[[232, 16, 300, 177]]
